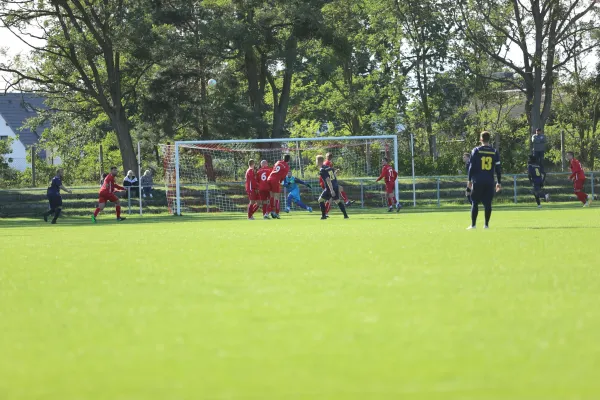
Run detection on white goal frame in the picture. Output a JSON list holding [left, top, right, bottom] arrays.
[[172, 135, 399, 216]]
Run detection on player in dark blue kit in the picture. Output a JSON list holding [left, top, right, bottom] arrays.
[[467, 131, 501, 229], [527, 155, 549, 208], [463, 152, 472, 204], [316, 155, 349, 220], [43, 168, 72, 224]]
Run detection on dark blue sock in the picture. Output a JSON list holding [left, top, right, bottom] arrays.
[[484, 207, 492, 226], [319, 201, 326, 217], [471, 202, 479, 227], [296, 200, 308, 210], [337, 201, 348, 218]]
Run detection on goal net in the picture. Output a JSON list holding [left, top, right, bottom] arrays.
[[159, 136, 399, 215]]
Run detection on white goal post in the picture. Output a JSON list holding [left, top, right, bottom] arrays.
[[161, 135, 399, 216]]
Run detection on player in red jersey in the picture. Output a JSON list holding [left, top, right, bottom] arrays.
[[245, 159, 260, 219], [256, 160, 272, 219], [376, 157, 401, 212], [267, 154, 291, 218], [567, 152, 591, 206], [92, 166, 127, 222]]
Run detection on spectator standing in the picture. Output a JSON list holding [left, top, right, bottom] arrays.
[[141, 170, 154, 198], [123, 170, 139, 198], [531, 128, 547, 166]]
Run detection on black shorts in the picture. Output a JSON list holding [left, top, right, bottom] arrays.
[[320, 186, 340, 201], [532, 182, 543, 194], [47, 194, 62, 209], [471, 181, 495, 205]]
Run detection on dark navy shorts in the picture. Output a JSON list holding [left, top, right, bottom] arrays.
[[471, 182, 495, 205], [47, 194, 62, 209]]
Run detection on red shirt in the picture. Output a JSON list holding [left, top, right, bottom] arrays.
[[245, 167, 258, 192], [376, 165, 398, 183], [100, 174, 124, 194], [268, 160, 289, 183], [257, 167, 272, 191], [569, 159, 585, 181]]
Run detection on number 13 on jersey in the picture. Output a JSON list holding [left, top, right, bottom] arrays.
[[481, 156, 493, 170]]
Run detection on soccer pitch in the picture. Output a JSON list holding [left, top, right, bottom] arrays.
[[1, 206, 600, 400]]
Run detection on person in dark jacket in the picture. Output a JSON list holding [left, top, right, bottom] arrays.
[[531, 128, 547, 166], [123, 170, 139, 198]]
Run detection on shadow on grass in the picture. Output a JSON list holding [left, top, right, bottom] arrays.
[[0, 213, 251, 229], [0, 202, 594, 228]]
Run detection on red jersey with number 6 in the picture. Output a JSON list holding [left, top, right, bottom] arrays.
[[257, 167, 272, 191], [267, 160, 289, 183], [376, 165, 398, 183]]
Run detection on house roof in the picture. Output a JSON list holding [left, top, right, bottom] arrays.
[[0, 93, 51, 147]]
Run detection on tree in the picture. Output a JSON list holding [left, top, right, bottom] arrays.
[[458, 0, 600, 135], [225, 0, 330, 140], [396, 0, 456, 158], [0, 0, 156, 172], [555, 58, 600, 170], [289, 0, 406, 137]]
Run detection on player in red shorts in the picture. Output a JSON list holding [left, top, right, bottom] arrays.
[[567, 152, 591, 207], [376, 157, 401, 212], [256, 160, 272, 219], [245, 159, 260, 220], [92, 166, 127, 222], [267, 154, 291, 219]]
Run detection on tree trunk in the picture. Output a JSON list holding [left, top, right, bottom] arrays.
[[203, 152, 216, 182], [271, 35, 297, 139], [245, 45, 267, 139], [110, 109, 138, 173], [351, 116, 360, 135], [200, 69, 209, 139], [415, 52, 435, 158]]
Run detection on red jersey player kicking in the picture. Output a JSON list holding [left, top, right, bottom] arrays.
[[566, 152, 591, 207], [267, 154, 291, 219], [93, 166, 127, 222], [256, 160, 272, 219], [376, 157, 401, 212], [245, 159, 260, 220]]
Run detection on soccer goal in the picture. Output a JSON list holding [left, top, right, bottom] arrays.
[[159, 136, 399, 216]]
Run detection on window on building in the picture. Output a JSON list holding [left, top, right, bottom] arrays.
[[0, 135, 9, 141]]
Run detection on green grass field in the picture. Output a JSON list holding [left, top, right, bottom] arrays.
[[1, 205, 600, 400]]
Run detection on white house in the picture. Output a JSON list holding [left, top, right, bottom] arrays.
[[0, 93, 58, 171]]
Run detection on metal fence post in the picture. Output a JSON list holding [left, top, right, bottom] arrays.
[[360, 179, 364, 208], [513, 175, 517, 204], [436, 177, 440, 207], [127, 187, 132, 214]]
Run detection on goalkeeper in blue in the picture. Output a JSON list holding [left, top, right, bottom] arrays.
[[283, 171, 313, 213]]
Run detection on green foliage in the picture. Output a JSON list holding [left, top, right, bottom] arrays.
[[0, 137, 19, 188], [3, 0, 599, 185], [554, 69, 600, 170]]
